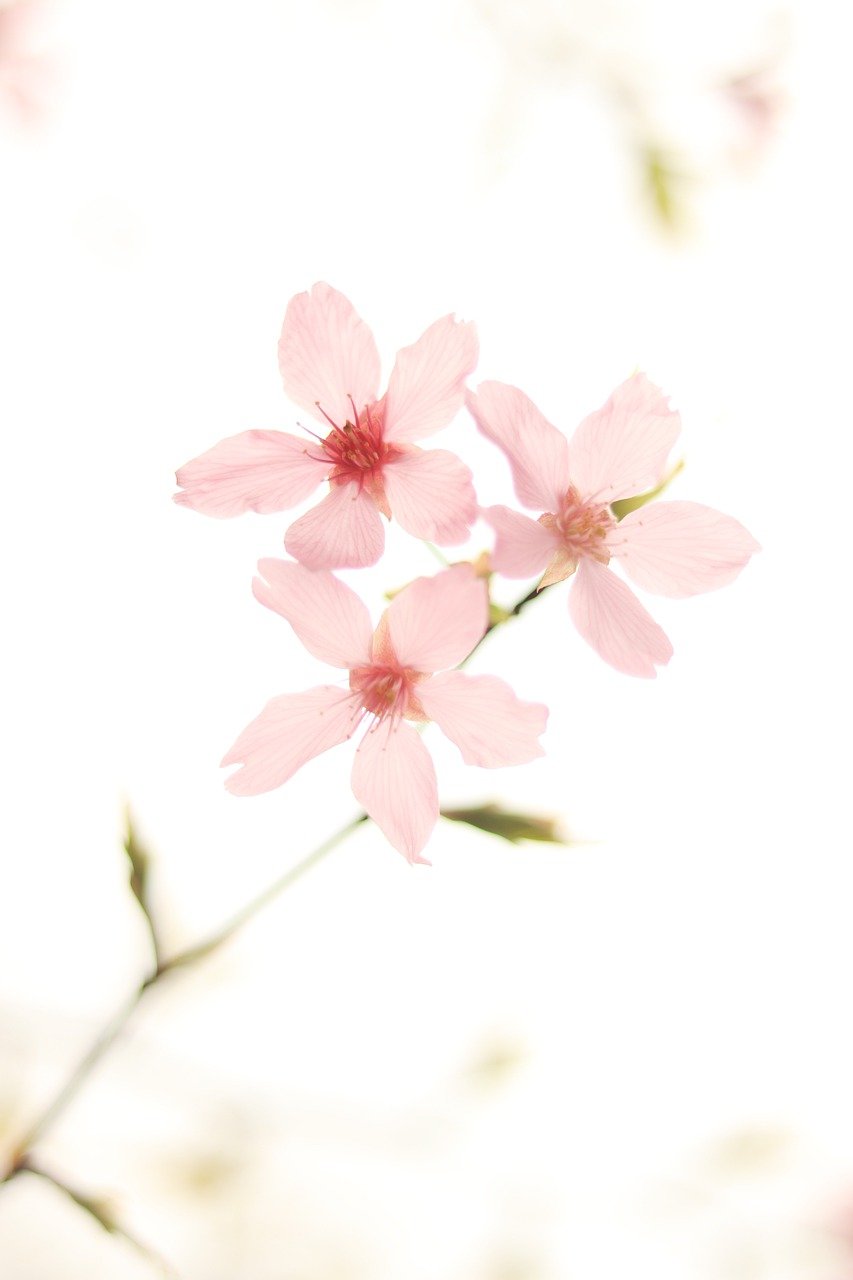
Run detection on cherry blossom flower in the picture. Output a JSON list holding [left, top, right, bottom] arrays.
[[174, 283, 479, 569], [222, 563, 548, 863], [467, 375, 759, 678]]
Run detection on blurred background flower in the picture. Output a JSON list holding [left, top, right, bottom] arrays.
[[0, 0, 57, 123]]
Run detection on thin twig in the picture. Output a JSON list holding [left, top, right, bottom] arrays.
[[423, 541, 450, 567], [7, 1159, 179, 1277], [5, 985, 149, 1166], [465, 580, 550, 663], [3, 812, 369, 1180], [155, 812, 369, 975], [1, 578, 547, 1200]]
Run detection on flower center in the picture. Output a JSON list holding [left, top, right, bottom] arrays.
[[349, 663, 427, 726], [541, 486, 614, 559], [308, 397, 401, 517], [537, 486, 614, 585], [315, 398, 389, 480]]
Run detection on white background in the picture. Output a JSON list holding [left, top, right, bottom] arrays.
[[1, 0, 851, 1276]]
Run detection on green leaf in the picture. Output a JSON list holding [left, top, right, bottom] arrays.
[[610, 458, 685, 522], [642, 145, 684, 230], [441, 804, 566, 846], [124, 811, 150, 906], [123, 809, 161, 965]]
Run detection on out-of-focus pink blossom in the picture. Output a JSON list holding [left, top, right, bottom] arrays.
[[723, 63, 785, 169], [468, 375, 759, 678], [0, 0, 51, 123], [175, 283, 479, 569], [222, 563, 548, 863]]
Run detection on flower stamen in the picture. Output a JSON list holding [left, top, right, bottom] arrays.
[[538, 485, 615, 586], [349, 662, 427, 728], [314, 400, 340, 431]]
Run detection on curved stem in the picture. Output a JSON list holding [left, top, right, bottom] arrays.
[[3, 811, 368, 1180], [465, 579, 550, 663], [2, 577, 547, 1184], [5, 986, 148, 1169], [156, 812, 368, 975]]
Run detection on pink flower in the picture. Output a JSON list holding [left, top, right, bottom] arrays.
[[467, 375, 759, 678], [222, 563, 548, 863], [174, 283, 479, 569]]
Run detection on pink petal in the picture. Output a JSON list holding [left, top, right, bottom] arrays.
[[277, 282, 381, 429], [222, 687, 360, 795], [568, 374, 681, 504], [466, 382, 570, 510], [382, 447, 477, 544], [419, 672, 547, 767], [385, 564, 488, 672], [253, 559, 373, 668], [383, 315, 478, 443], [351, 721, 438, 864], [174, 430, 328, 517], [284, 482, 385, 569], [568, 557, 673, 678], [482, 504, 559, 578], [608, 500, 760, 598]]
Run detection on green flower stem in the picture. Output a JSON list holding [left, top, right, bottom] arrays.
[[422, 541, 450, 567], [153, 812, 369, 975], [1, 575, 547, 1191], [465, 580, 549, 663], [2, 812, 368, 1182], [4, 986, 149, 1173]]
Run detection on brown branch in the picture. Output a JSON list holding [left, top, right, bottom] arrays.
[[6, 1158, 179, 1276], [2, 812, 370, 1183]]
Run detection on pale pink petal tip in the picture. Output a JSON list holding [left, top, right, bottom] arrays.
[[222, 687, 359, 795], [610, 501, 760, 597], [383, 315, 479, 444], [568, 373, 681, 505], [252, 559, 373, 668], [419, 672, 548, 767], [277, 282, 381, 428], [383, 448, 477, 544], [174, 430, 328, 518], [569, 558, 673, 678], [467, 382, 570, 511], [351, 722, 439, 863]]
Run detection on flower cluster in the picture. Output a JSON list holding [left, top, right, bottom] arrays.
[[176, 283, 758, 861]]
